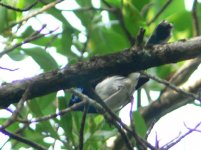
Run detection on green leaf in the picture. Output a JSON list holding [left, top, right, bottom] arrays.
[[22, 47, 58, 71], [89, 26, 130, 55], [28, 94, 59, 139], [160, 0, 185, 18], [21, 26, 35, 38], [59, 27, 73, 56], [0, 7, 8, 33], [104, 0, 121, 7], [169, 11, 192, 37], [148, 0, 185, 21], [8, 49, 26, 61], [75, 0, 93, 27], [28, 93, 56, 116], [132, 0, 149, 11], [155, 64, 176, 79], [76, 0, 92, 7], [47, 7, 74, 29], [29, 35, 60, 47], [122, 0, 145, 36], [132, 111, 147, 137], [93, 130, 116, 139]]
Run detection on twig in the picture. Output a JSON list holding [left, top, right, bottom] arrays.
[[69, 89, 134, 150], [168, 57, 201, 86], [19, 100, 87, 123], [0, 1, 38, 12], [145, 119, 156, 139], [17, 88, 153, 149], [0, 88, 30, 130], [184, 122, 201, 133], [130, 96, 135, 130], [0, 66, 18, 71], [129, 96, 146, 150], [44, 33, 60, 49], [1, 129, 47, 150], [147, 0, 173, 25], [29, 24, 47, 37], [0, 87, 46, 149], [102, 0, 135, 45], [79, 105, 88, 150], [136, 28, 146, 48], [140, 71, 199, 100], [10, 0, 64, 27], [154, 132, 160, 149], [59, 6, 115, 12], [0, 26, 58, 57], [162, 121, 201, 149], [192, 0, 200, 36], [70, 90, 155, 150]]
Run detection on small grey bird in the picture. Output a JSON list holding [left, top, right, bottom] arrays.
[[95, 73, 141, 112], [69, 73, 148, 113]]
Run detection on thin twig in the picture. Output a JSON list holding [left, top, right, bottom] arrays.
[[17, 89, 133, 149], [192, 0, 200, 36], [147, 0, 173, 25], [70, 90, 156, 150], [20, 88, 154, 149], [0, 26, 58, 57], [1, 129, 47, 150], [29, 24, 47, 37], [69, 89, 134, 150], [59, 6, 115, 12], [140, 71, 199, 100], [0, 66, 18, 71], [130, 96, 137, 139], [44, 33, 60, 49], [0, 1, 38, 12], [136, 28, 146, 48], [79, 105, 88, 150], [145, 119, 156, 139], [11, 0, 64, 27], [0, 87, 46, 149], [162, 121, 201, 149], [19, 100, 87, 123], [102, 0, 135, 45], [0, 88, 30, 130], [184, 122, 201, 133]]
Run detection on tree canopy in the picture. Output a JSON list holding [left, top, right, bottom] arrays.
[[0, 0, 201, 149]]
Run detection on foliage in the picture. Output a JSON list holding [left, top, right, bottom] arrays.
[[0, 0, 200, 149]]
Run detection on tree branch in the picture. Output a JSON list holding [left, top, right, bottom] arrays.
[[140, 76, 201, 124], [0, 37, 201, 107], [1, 129, 46, 150]]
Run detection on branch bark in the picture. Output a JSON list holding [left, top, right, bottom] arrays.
[[140, 76, 201, 124], [0, 37, 201, 107]]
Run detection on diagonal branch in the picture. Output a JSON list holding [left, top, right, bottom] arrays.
[[147, 0, 173, 25], [1, 129, 46, 150], [0, 37, 201, 107], [140, 75, 201, 124]]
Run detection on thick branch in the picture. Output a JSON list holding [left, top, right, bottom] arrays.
[[0, 37, 201, 107], [140, 77, 201, 124]]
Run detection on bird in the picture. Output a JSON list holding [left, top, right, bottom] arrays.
[[68, 20, 173, 113], [146, 20, 173, 47], [68, 73, 149, 113]]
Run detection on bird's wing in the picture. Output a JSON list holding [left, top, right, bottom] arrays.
[[95, 76, 125, 99]]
